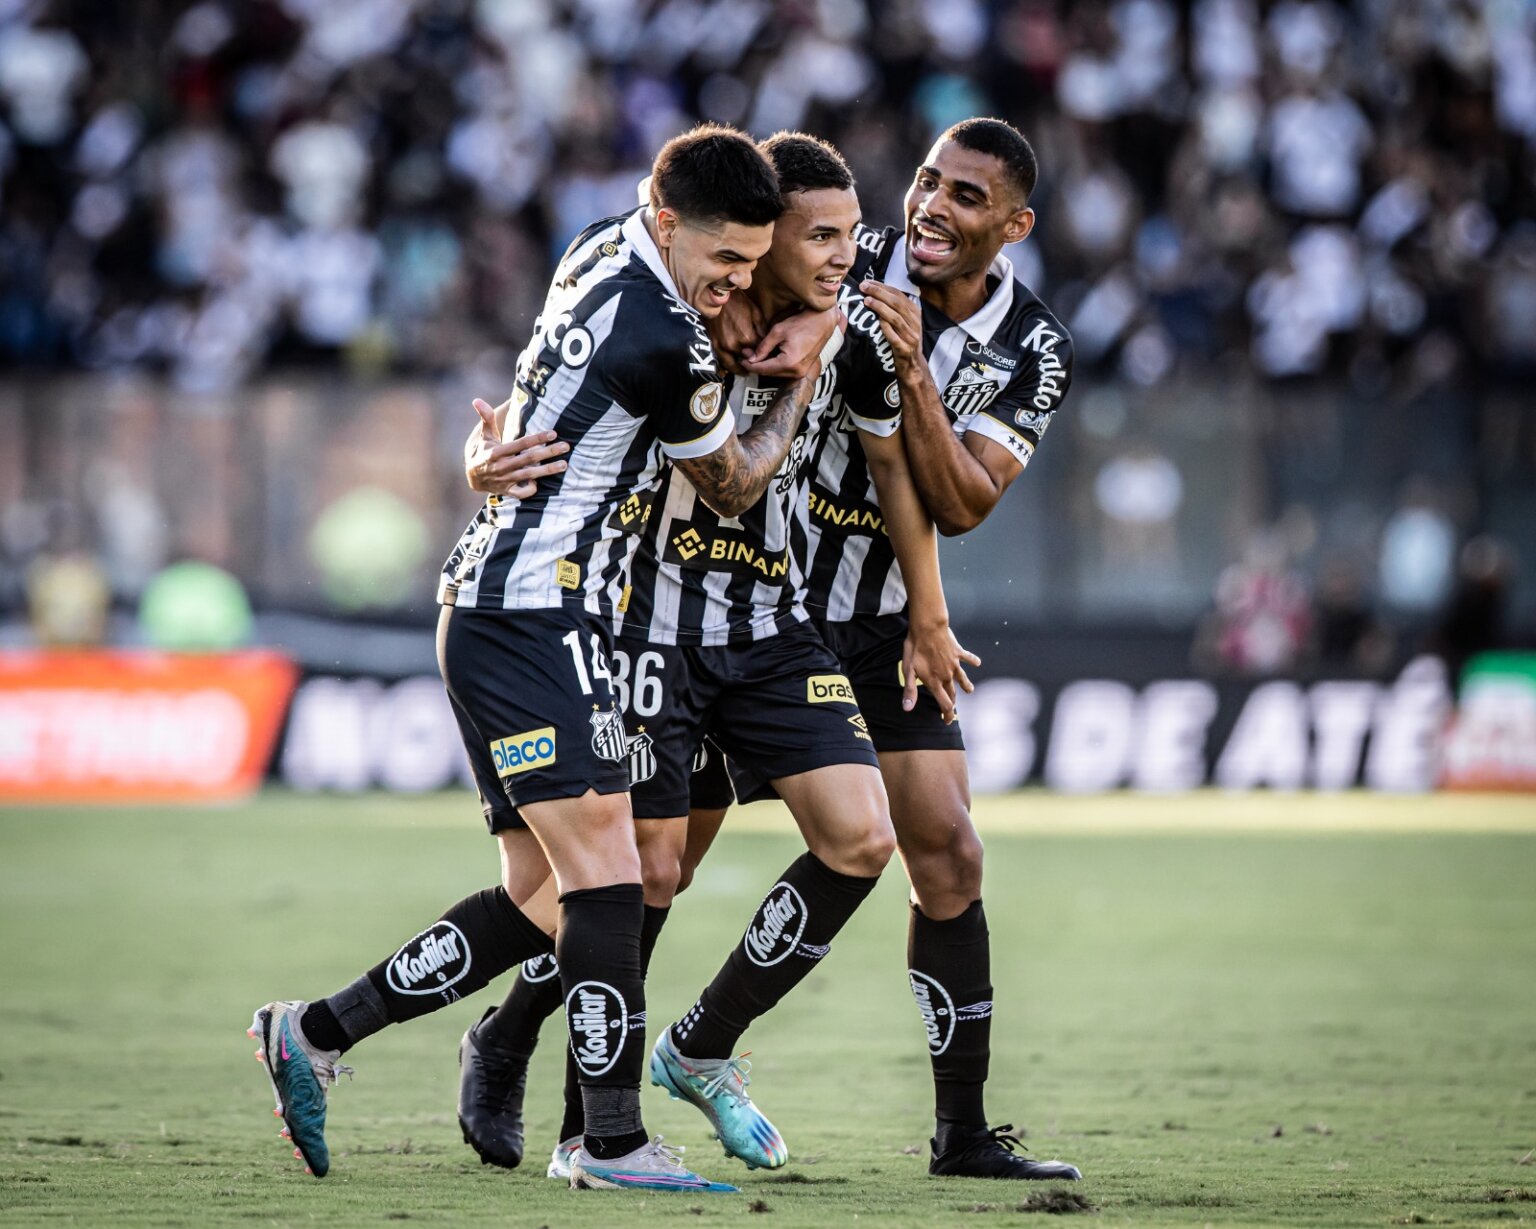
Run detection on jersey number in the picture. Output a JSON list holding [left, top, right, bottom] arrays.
[[609, 649, 664, 717], [561, 630, 614, 695]]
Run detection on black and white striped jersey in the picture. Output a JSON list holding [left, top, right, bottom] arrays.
[[616, 258, 900, 647], [799, 225, 1074, 622], [614, 368, 829, 646], [438, 209, 734, 615]]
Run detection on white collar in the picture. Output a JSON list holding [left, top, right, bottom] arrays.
[[884, 234, 1016, 346], [621, 208, 689, 306]]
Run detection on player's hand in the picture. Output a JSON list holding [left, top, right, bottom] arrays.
[[859, 280, 922, 371], [464, 398, 568, 498], [708, 292, 767, 374], [742, 306, 844, 380], [901, 620, 981, 724]]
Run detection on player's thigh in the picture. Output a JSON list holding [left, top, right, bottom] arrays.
[[878, 748, 974, 851], [772, 760, 894, 875], [520, 789, 641, 893]]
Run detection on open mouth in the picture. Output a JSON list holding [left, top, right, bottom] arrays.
[[909, 218, 957, 263], [814, 272, 843, 294], [703, 282, 733, 308]]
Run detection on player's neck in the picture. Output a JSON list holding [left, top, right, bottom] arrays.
[[743, 273, 801, 327], [919, 268, 990, 325]]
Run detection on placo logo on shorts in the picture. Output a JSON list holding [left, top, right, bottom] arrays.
[[521, 953, 559, 983], [387, 922, 472, 997], [907, 969, 956, 1055], [566, 981, 628, 1078], [806, 674, 856, 704], [490, 727, 556, 777], [743, 882, 809, 967]]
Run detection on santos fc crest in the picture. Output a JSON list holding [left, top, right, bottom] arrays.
[[942, 365, 1002, 416]]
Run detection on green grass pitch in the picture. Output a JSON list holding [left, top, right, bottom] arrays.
[[3, 790, 1535, 1227]]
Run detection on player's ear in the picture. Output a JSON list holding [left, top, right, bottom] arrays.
[[1004, 206, 1035, 246], [655, 206, 680, 250]]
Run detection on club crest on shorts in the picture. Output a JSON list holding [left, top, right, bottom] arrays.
[[521, 953, 559, 983], [386, 922, 472, 998], [566, 980, 628, 1078], [589, 706, 628, 763], [743, 882, 809, 967], [626, 728, 657, 785], [908, 969, 957, 1055]]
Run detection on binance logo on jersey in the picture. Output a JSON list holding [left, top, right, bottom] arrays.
[[808, 487, 885, 536], [617, 493, 648, 527], [807, 674, 856, 704], [491, 728, 557, 778], [673, 527, 706, 560]]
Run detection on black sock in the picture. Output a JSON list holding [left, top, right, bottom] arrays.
[[557, 883, 648, 1156], [301, 887, 553, 1054], [483, 953, 563, 1054], [909, 899, 992, 1128], [556, 902, 670, 1141], [671, 852, 878, 1060]]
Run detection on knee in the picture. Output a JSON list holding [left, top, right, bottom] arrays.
[[905, 822, 984, 901], [675, 854, 701, 896], [829, 816, 897, 879], [639, 849, 682, 908]]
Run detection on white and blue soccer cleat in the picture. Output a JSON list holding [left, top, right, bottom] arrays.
[[569, 1136, 737, 1192], [649, 1031, 788, 1169], [546, 1135, 581, 1180]]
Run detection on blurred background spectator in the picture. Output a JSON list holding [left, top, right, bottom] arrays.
[[0, 0, 1531, 675]]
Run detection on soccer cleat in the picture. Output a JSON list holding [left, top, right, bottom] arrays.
[[457, 1006, 531, 1169], [248, 1001, 353, 1179], [928, 1122, 1083, 1181], [648, 1031, 788, 1169], [569, 1136, 738, 1192], [546, 1136, 581, 1181]]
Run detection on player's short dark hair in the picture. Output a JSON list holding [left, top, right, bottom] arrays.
[[650, 123, 783, 228], [758, 131, 855, 197], [940, 117, 1038, 206]]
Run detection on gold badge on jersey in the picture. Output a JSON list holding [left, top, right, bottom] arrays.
[[555, 559, 581, 590], [690, 382, 724, 423]]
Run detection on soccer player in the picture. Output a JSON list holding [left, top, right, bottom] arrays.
[[703, 118, 1084, 1182], [248, 124, 842, 1193], [456, 133, 973, 1179]]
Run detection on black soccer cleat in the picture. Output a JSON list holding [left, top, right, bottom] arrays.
[[929, 1122, 1083, 1181], [457, 1006, 532, 1169]]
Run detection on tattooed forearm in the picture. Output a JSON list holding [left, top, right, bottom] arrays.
[[676, 374, 815, 516]]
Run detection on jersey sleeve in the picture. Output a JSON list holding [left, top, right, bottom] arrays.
[[610, 292, 736, 459], [835, 291, 904, 439], [963, 322, 1074, 473]]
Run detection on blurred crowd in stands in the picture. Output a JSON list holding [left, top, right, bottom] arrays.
[[3, 0, 1535, 390], [1, 0, 1532, 671]]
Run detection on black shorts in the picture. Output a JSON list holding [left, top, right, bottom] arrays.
[[690, 737, 735, 811], [812, 611, 966, 754], [439, 606, 630, 832], [622, 621, 879, 818]]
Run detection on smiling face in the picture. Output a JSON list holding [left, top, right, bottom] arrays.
[[758, 187, 860, 312], [655, 210, 776, 317], [903, 139, 1035, 287]]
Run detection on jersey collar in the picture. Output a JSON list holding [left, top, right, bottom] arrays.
[[885, 235, 1016, 346], [622, 208, 691, 309]]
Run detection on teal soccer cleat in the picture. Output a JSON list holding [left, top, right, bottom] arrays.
[[249, 1001, 353, 1178], [649, 1031, 788, 1169], [569, 1136, 738, 1192], [546, 1135, 581, 1180]]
